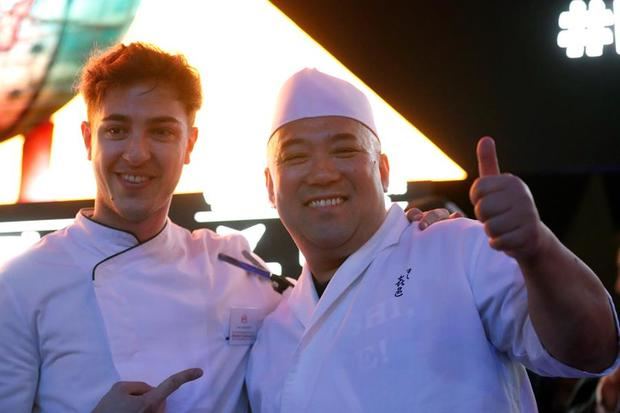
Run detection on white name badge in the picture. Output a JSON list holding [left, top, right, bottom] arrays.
[[228, 307, 260, 346]]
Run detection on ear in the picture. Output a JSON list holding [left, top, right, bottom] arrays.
[[379, 153, 390, 192], [184, 127, 198, 164], [264, 167, 275, 207], [81, 121, 93, 160]]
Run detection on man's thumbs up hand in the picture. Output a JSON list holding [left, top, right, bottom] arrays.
[[477, 136, 500, 177], [469, 137, 544, 261]]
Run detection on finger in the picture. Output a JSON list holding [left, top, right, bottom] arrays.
[[405, 207, 423, 222], [418, 209, 449, 230], [480, 213, 521, 240], [487, 226, 534, 259], [470, 174, 519, 216], [468, 176, 505, 206], [473, 194, 512, 223], [114, 381, 153, 396], [449, 211, 464, 218], [145, 368, 203, 406], [476, 136, 500, 177]]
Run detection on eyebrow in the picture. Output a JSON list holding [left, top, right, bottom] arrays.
[[280, 132, 357, 144], [100, 114, 129, 123], [329, 132, 358, 142], [277, 132, 361, 153], [148, 116, 183, 125], [100, 114, 182, 125], [278, 137, 306, 150]]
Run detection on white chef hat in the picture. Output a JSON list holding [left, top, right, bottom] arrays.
[[269, 68, 378, 140]]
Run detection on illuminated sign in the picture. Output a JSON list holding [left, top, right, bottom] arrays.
[[557, 0, 620, 57], [0, 0, 466, 214]]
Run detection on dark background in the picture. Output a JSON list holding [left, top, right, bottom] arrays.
[[268, 0, 620, 289], [269, 0, 619, 174]]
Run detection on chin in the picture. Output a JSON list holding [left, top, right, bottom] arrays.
[[307, 233, 352, 250], [113, 202, 155, 222]]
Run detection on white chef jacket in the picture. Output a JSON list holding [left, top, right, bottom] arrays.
[[246, 205, 619, 413], [0, 210, 281, 413]]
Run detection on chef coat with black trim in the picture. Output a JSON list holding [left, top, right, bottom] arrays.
[[0, 210, 281, 412]]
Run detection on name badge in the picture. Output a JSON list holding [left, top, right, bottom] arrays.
[[228, 307, 260, 346]]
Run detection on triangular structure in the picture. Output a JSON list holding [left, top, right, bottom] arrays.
[[2, 1, 466, 219]]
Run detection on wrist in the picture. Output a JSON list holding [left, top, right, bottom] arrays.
[[515, 223, 553, 267]]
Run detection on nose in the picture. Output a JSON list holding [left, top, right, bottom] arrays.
[[305, 154, 340, 185], [121, 134, 150, 165]]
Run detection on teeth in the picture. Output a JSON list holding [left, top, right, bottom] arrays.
[[309, 198, 343, 208], [122, 174, 149, 184]]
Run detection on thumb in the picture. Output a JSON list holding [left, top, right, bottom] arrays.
[[476, 136, 500, 177], [144, 368, 203, 406]]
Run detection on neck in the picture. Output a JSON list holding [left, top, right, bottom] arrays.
[[123, 217, 167, 242], [302, 207, 390, 284], [304, 254, 346, 285], [91, 206, 168, 242], [311, 273, 330, 298]]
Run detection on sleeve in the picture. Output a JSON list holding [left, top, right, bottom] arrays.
[[467, 228, 619, 378], [0, 276, 39, 411]]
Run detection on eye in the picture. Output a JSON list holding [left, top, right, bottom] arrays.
[[280, 152, 308, 165], [151, 127, 176, 141], [332, 146, 360, 158], [104, 126, 127, 139]]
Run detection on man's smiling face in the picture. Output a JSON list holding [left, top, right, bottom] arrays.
[[266, 116, 389, 258], [82, 81, 197, 231]]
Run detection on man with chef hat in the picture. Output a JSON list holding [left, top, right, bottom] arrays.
[[246, 68, 620, 412]]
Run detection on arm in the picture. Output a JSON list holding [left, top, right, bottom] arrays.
[[0, 277, 39, 411], [469, 137, 617, 372]]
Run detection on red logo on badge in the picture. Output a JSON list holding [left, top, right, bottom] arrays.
[[241, 314, 248, 324]]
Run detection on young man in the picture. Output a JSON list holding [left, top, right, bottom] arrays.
[[0, 44, 447, 413], [246, 68, 619, 412], [0, 42, 282, 413]]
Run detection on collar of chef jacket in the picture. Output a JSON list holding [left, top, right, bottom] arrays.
[[288, 204, 408, 334], [75, 209, 159, 264]]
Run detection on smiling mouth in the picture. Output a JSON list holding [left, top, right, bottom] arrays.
[[307, 197, 345, 208], [119, 174, 151, 184]]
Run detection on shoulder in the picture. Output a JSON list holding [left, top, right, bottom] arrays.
[[0, 227, 74, 284], [402, 217, 486, 246], [0, 227, 85, 318], [189, 226, 252, 254], [411, 218, 520, 285], [389, 217, 498, 277], [185, 224, 280, 301], [421, 216, 482, 233]]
